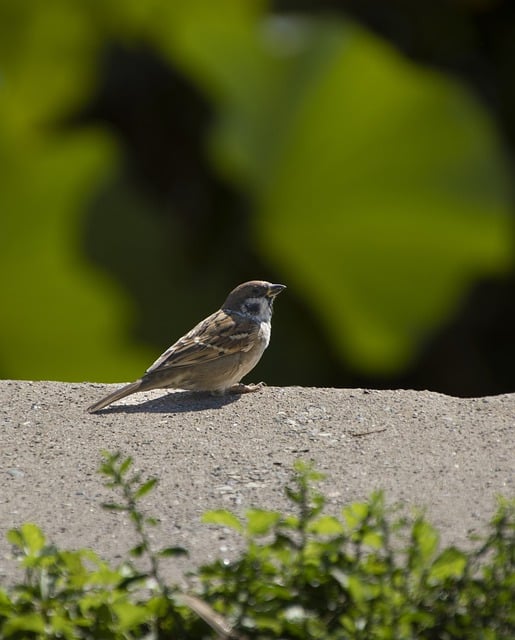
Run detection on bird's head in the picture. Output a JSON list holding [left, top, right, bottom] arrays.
[[223, 280, 286, 321]]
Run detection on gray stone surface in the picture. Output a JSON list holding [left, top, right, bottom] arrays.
[[1, 380, 514, 586]]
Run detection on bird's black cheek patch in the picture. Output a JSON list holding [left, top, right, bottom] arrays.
[[245, 302, 261, 314]]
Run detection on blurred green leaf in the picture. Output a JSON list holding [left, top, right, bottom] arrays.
[[161, 8, 514, 372], [362, 530, 383, 550], [0, 129, 153, 380], [2, 613, 46, 635], [130, 544, 146, 558], [158, 546, 188, 558], [112, 601, 150, 631], [245, 509, 281, 536], [7, 524, 45, 555], [102, 502, 127, 512], [257, 22, 514, 372], [119, 457, 133, 476], [308, 515, 344, 536], [202, 509, 244, 532], [412, 519, 439, 563], [0, 1, 96, 128], [134, 478, 158, 500], [429, 547, 467, 582], [0, 1, 153, 382], [342, 502, 369, 529]]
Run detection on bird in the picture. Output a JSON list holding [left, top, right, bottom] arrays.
[[87, 280, 286, 412]]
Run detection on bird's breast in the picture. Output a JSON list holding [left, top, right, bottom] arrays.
[[258, 320, 271, 349]]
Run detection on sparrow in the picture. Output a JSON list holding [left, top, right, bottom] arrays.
[[87, 280, 286, 412]]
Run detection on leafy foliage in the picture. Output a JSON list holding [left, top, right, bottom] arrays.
[[0, 455, 513, 639], [199, 462, 514, 638]]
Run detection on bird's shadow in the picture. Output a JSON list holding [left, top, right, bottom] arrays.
[[93, 390, 242, 415]]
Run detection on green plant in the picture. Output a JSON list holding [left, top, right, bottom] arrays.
[[199, 461, 514, 639], [0, 453, 205, 639], [0, 454, 513, 639]]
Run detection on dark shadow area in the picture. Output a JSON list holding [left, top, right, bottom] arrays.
[[92, 389, 242, 415]]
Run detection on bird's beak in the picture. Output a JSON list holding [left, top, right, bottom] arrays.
[[267, 283, 287, 298]]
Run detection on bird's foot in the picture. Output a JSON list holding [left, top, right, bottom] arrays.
[[228, 382, 266, 394]]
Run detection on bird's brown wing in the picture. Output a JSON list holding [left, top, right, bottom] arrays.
[[145, 310, 260, 374]]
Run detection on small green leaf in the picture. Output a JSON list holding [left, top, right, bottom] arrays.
[[293, 460, 325, 482], [412, 519, 439, 562], [342, 503, 369, 529], [245, 509, 281, 536], [0, 588, 12, 607], [134, 477, 158, 499], [429, 547, 467, 582], [346, 575, 379, 603], [362, 530, 383, 549], [158, 546, 189, 558], [130, 544, 146, 557], [250, 614, 282, 633], [285, 486, 301, 504], [3, 613, 46, 634], [6, 528, 24, 548], [308, 515, 344, 536], [49, 613, 76, 636], [281, 515, 300, 530], [112, 601, 150, 631], [7, 524, 46, 555], [202, 510, 244, 532], [101, 502, 127, 511], [119, 456, 133, 475]]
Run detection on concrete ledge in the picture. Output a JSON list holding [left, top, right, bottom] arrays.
[[1, 381, 514, 585]]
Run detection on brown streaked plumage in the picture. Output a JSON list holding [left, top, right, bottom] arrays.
[[87, 280, 286, 412]]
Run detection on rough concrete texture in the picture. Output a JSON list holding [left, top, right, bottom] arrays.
[[1, 381, 514, 586]]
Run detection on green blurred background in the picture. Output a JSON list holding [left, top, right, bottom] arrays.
[[1, 0, 515, 396]]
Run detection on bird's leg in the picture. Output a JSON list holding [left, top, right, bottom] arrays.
[[228, 382, 266, 394]]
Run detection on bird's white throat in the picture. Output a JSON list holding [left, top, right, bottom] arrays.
[[259, 318, 271, 348]]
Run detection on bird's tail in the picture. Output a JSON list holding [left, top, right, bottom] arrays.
[[87, 380, 144, 413]]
